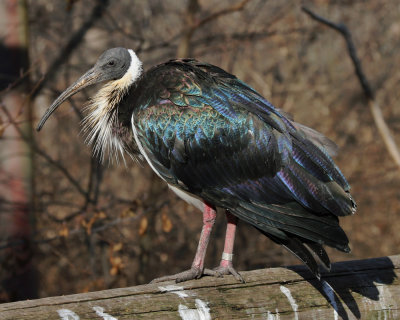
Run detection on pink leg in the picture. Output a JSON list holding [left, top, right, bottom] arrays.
[[204, 211, 244, 282], [191, 204, 217, 270], [151, 203, 216, 283], [220, 211, 238, 268]]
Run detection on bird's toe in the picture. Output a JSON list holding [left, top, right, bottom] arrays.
[[150, 267, 204, 284], [204, 265, 244, 283]]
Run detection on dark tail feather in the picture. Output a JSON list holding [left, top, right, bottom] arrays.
[[235, 201, 350, 252], [229, 201, 350, 278], [283, 238, 321, 279], [259, 229, 321, 279], [305, 242, 331, 271]]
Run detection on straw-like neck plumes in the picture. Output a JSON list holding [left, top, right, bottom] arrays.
[[82, 50, 143, 163]]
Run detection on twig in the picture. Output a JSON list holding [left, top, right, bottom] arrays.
[[0, 211, 144, 250], [302, 6, 400, 169], [177, 0, 252, 57], [196, 28, 305, 46], [368, 99, 400, 167], [0, 201, 170, 250], [31, 0, 110, 100], [196, 0, 251, 29]]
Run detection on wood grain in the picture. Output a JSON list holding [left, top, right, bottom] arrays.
[[0, 255, 399, 319]]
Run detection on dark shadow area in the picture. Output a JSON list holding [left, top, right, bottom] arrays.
[[287, 256, 397, 320], [0, 43, 29, 90]]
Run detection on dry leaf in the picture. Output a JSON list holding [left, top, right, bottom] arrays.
[[160, 253, 168, 262], [109, 265, 118, 276], [109, 255, 123, 276], [138, 216, 148, 236], [81, 217, 95, 235], [59, 224, 69, 238], [162, 211, 173, 233], [112, 256, 122, 265], [112, 242, 123, 252], [97, 211, 107, 219], [121, 207, 135, 217], [81, 212, 106, 235], [80, 285, 90, 293], [80, 279, 104, 293]]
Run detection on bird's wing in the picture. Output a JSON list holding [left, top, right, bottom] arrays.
[[132, 60, 356, 276]]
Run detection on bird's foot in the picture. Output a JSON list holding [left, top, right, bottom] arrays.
[[204, 264, 245, 283], [150, 267, 205, 283]]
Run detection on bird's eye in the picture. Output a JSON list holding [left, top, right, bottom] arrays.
[[108, 60, 115, 66]]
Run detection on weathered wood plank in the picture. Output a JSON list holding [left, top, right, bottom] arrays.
[[0, 255, 399, 319]]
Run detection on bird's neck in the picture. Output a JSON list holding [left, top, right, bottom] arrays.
[[82, 50, 143, 162]]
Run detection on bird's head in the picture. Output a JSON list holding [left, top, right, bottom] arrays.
[[37, 47, 143, 161], [37, 47, 142, 131]]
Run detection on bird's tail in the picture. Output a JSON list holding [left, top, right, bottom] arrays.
[[231, 201, 350, 278]]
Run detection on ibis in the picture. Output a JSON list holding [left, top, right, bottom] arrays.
[[37, 47, 356, 283]]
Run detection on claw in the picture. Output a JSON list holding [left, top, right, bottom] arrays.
[[150, 265, 244, 284], [204, 265, 245, 283], [150, 267, 204, 283]]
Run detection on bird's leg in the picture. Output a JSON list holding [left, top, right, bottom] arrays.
[[150, 203, 216, 283], [204, 211, 244, 282]]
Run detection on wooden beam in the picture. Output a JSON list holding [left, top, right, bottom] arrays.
[[1, 255, 399, 319]]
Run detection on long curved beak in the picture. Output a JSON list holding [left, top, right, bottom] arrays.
[[36, 68, 100, 131]]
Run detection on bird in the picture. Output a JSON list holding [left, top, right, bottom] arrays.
[[37, 47, 356, 283]]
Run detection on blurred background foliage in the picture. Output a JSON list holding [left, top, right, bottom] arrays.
[[0, 0, 399, 302]]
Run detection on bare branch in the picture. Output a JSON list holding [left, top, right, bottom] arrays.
[[368, 100, 400, 167], [177, 0, 252, 57], [302, 7, 373, 99], [30, 0, 110, 100], [196, 0, 251, 29], [302, 6, 400, 169]]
